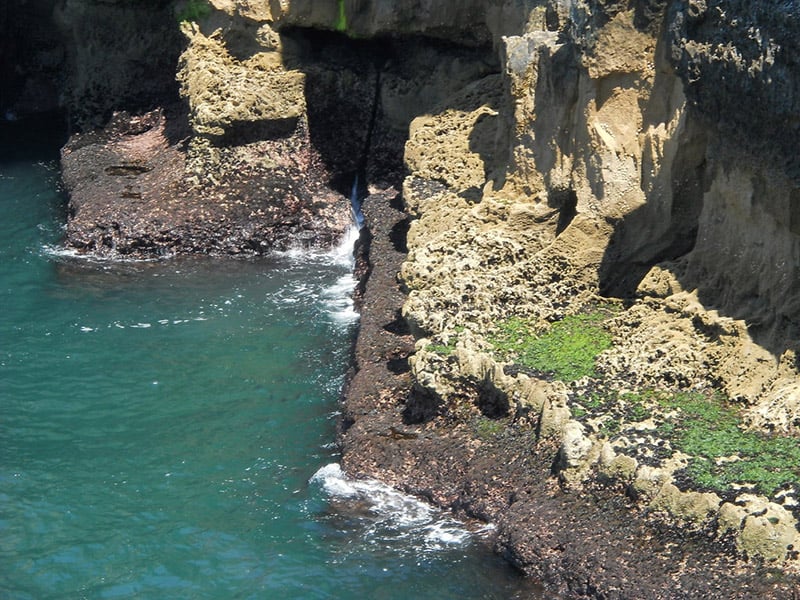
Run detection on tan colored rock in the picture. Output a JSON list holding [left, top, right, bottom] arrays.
[[539, 388, 572, 439], [717, 501, 748, 535], [747, 359, 800, 432], [209, 0, 274, 21], [559, 421, 593, 468], [719, 496, 800, 563], [515, 375, 552, 416], [178, 27, 304, 139], [270, 0, 545, 46], [599, 452, 638, 483], [637, 265, 685, 299], [557, 421, 603, 487], [405, 75, 507, 195], [649, 483, 721, 528], [631, 465, 668, 502], [583, 10, 656, 79]]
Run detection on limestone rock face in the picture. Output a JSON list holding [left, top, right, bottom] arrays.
[[668, 0, 800, 180], [1, 0, 64, 116], [13, 0, 800, 579], [401, 0, 800, 431], [395, 0, 800, 570], [53, 0, 520, 257], [60, 106, 351, 257], [178, 25, 304, 140]]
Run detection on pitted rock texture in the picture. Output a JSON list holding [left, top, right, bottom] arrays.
[[10, 0, 800, 594], [668, 0, 800, 179], [61, 108, 350, 257], [57, 0, 514, 258], [392, 0, 800, 580], [340, 184, 800, 600]]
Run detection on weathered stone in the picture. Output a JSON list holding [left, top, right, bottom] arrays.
[[649, 483, 721, 528], [631, 465, 668, 502], [178, 26, 304, 139], [271, 0, 546, 46], [52, 0, 183, 129], [556, 420, 602, 486], [599, 452, 638, 483], [717, 501, 747, 535], [13, 0, 800, 592], [538, 387, 573, 439], [717, 495, 800, 563]]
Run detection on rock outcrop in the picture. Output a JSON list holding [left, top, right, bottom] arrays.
[[52, 0, 511, 256], [393, 0, 800, 580], [11, 0, 800, 595]]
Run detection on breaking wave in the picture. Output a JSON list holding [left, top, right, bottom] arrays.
[[310, 463, 491, 554]]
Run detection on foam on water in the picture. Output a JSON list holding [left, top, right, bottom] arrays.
[[323, 273, 359, 323], [273, 224, 360, 324], [328, 224, 361, 266], [310, 464, 487, 552], [42, 221, 361, 268], [276, 224, 360, 266], [42, 243, 164, 263], [42, 222, 361, 330]]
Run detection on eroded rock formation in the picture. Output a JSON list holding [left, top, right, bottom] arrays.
[[394, 0, 800, 580], [9, 0, 800, 595]]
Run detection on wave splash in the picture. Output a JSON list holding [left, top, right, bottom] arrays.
[[310, 463, 491, 553], [327, 224, 361, 267]]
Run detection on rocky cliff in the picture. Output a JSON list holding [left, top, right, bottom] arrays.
[[10, 0, 800, 596], [397, 0, 800, 572]]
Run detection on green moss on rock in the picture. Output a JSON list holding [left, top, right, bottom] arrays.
[[490, 311, 614, 382], [659, 392, 800, 496], [177, 0, 211, 23], [335, 0, 347, 32]]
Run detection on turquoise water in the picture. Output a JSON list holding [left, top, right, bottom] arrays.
[[0, 131, 538, 599]]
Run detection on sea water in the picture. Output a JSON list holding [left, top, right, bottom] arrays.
[[0, 127, 540, 599]]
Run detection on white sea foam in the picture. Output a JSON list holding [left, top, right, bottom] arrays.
[[310, 464, 486, 551], [318, 226, 361, 324], [41, 244, 164, 263], [322, 273, 359, 323], [275, 224, 360, 266], [42, 223, 361, 270], [327, 224, 361, 267]]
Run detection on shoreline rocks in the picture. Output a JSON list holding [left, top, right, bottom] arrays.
[[18, 0, 800, 595], [340, 181, 800, 599], [340, 2, 800, 595], [61, 107, 350, 258]]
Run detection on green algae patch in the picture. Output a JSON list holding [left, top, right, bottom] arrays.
[[428, 342, 456, 356], [659, 392, 800, 496], [566, 386, 800, 498], [474, 416, 505, 440], [580, 388, 800, 496], [490, 312, 614, 382], [177, 0, 211, 23], [335, 0, 348, 32], [426, 326, 464, 357]]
